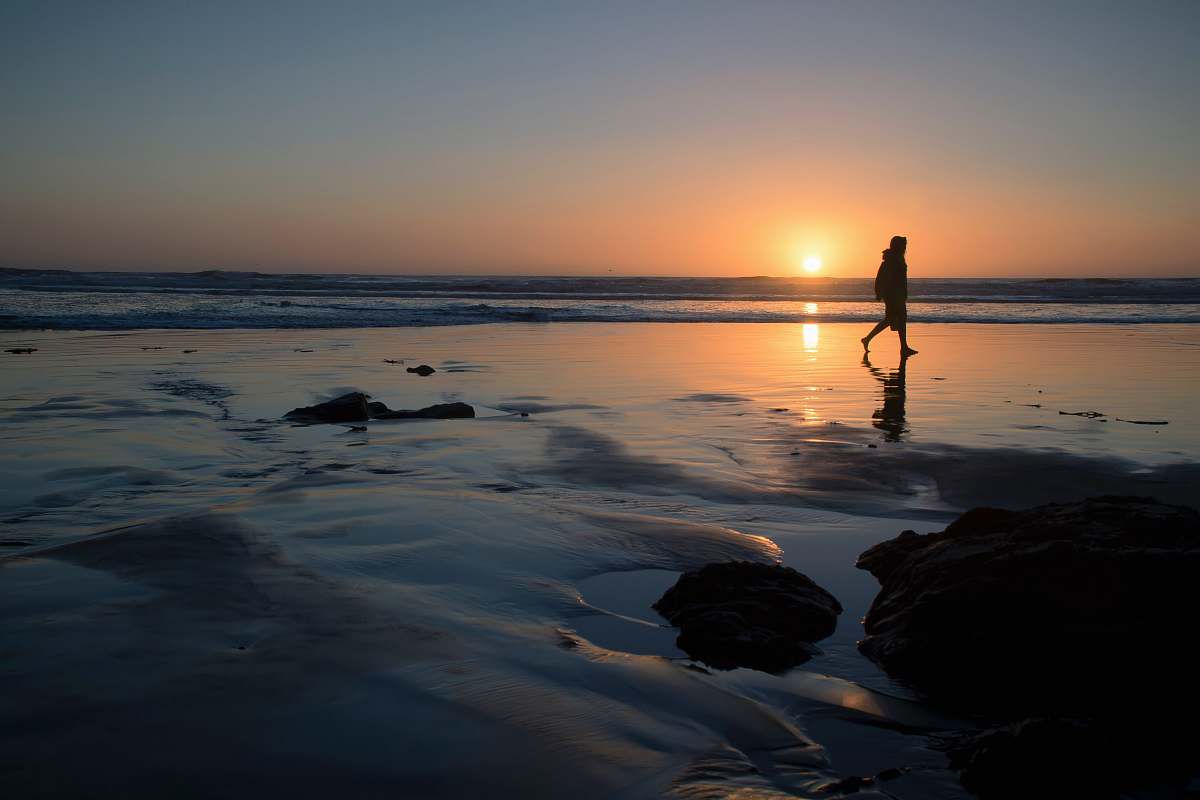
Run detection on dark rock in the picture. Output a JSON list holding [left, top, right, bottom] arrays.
[[653, 561, 842, 673], [284, 392, 370, 423], [823, 775, 873, 793], [939, 716, 1181, 799], [6, 348, 37, 354], [943, 718, 1096, 798], [366, 401, 390, 417], [373, 402, 474, 420], [857, 496, 1200, 712], [407, 364, 436, 376]]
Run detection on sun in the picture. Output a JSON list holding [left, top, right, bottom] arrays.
[[801, 254, 822, 274]]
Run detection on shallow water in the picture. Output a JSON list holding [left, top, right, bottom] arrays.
[[2, 323, 1197, 797]]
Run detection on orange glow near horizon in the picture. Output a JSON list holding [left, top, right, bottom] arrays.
[[2, 6, 1196, 278]]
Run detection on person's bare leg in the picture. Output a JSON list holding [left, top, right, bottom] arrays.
[[899, 324, 918, 357], [862, 320, 888, 352]]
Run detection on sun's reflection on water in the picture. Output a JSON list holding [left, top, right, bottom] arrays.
[[802, 323, 820, 352]]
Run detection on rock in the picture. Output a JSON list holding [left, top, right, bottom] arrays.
[[6, 347, 37, 354], [373, 402, 474, 420], [653, 561, 842, 673], [856, 496, 1200, 712], [407, 364, 436, 376], [823, 775, 873, 793], [937, 716, 1189, 799], [285, 395, 473, 424], [943, 718, 1096, 798], [284, 392, 370, 423]]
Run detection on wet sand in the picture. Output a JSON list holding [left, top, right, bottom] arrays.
[[2, 323, 1197, 798]]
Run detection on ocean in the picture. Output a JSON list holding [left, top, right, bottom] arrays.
[[3, 268, 1199, 329]]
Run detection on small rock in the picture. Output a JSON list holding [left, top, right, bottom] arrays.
[[407, 364, 436, 376], [5, 348, 36, 354], [374, 402, 474, 420], [824, 775, 872, 793], [284, 392, 370, 423], [943, 718, 1112, 799], [654, 561, 842, 673]]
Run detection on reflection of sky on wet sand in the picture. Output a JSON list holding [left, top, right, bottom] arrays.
[[2, 322, 1197, 546]]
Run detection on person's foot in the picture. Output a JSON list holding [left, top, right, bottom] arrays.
[[861, 337, 871, 353], [902, 347, 918, 358]]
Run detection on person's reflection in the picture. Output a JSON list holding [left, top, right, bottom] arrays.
[[862, 354, 908, 442]]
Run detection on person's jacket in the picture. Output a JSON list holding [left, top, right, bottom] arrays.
[[874, 250, 907, 303]]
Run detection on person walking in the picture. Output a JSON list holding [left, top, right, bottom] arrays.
[[862, 235, 917, 357]]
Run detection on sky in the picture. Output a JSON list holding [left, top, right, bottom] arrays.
[[2, 1, 1197, 277]]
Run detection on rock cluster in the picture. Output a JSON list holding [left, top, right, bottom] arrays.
[[857, 496, 1200, 796], [856, 495, 1200, 710], [284, 392, 473, 424]]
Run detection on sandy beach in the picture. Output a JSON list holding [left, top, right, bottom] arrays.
[[2, 322, 1196, 797]]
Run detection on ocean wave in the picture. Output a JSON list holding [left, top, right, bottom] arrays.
[[2, 291, 1198, 330], [4, 268, 1200, 304]]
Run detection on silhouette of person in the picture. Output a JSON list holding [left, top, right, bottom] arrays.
[[862, 235, 918, 357], [862, 354, 908, 442]]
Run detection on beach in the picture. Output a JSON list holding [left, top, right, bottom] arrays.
[[2, 321, 1196, 797]]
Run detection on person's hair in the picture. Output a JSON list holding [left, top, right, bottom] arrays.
[[889, 235, 907, 251]]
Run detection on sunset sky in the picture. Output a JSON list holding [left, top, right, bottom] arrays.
[[2, 1, 1197, 277]]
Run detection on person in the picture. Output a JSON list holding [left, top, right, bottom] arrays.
[[862, 235, 917, 357]]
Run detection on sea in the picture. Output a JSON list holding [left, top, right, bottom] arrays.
[[2, 268, 1199, 329]]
